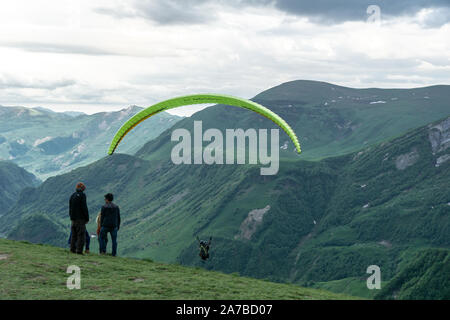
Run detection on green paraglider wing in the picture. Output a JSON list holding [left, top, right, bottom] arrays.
[[108, 94, 301, 155]]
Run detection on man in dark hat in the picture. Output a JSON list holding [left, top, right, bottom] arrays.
[[69, 182, 89, 254]]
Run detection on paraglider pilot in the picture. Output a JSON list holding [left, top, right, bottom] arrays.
[[196, 236, 212, 261]]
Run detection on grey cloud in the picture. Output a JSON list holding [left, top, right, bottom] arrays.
[[417, 6, 450, 28], [94, 0, 272, 25], [274, 0, 450, 26], [1, 41, 191, 59], [132, 0, 209, 25], [95, 0, 450, 27], [94, 0, 212, 25], [0, 83, 123, 106], [2, 41, 116, 56], [0, 76, 76, 90]]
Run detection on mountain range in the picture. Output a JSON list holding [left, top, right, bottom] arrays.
[[0, 105, 181, 180], [0, 161, 39, 219], [1, 80, 449, 299]]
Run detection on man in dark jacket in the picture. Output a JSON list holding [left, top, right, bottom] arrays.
[[99, 193, 121, 256], [69, 182, 89, 254], [67, 229, 91, 254]]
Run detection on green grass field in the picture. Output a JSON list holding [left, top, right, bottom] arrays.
[[0, 239, 357, 300]]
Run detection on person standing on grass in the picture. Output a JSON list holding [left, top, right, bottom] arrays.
[[69, 182, 89, 255], [96, 211, 107, 253], [99, 193, 121, 257], [68, 229, 90, 254]]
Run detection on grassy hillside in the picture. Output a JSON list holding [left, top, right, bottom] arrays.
[[7, 214, 67, 247], [375, 248, 450, 300], [0, 161, 40, 214], [0, 105, 181, 179], [1, 115, 448, 299], [0, 239, 354, 300]]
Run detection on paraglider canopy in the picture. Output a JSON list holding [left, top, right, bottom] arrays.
[[108, 94, 301, 155]]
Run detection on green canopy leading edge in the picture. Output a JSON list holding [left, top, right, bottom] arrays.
[[108, 94, 301, 155]]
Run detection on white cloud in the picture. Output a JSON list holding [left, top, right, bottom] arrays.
[[0, 1, 448, 116]]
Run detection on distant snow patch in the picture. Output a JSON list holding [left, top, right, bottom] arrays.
[[71, 143, 86, 157], [118, 106, 136, 121], [98, 120, 108, 130], [353, 151, 365, 160], [379, 240, 392, 248], [33, 136, 52, 147]]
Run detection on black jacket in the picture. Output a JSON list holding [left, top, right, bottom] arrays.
[[100, 203, 121, 229], [69, 191, 89, 222]]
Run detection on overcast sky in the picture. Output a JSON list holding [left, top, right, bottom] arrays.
[[0, 0, 449, 116]]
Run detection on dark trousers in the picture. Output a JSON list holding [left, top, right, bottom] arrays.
[[100, 227, 118, 256], [68, 230, 90, 250], [70, 220, 87, 254], [98, 234, 107, 253]]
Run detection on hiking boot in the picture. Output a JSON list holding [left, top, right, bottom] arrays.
[[85, 250, 90, 254]]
